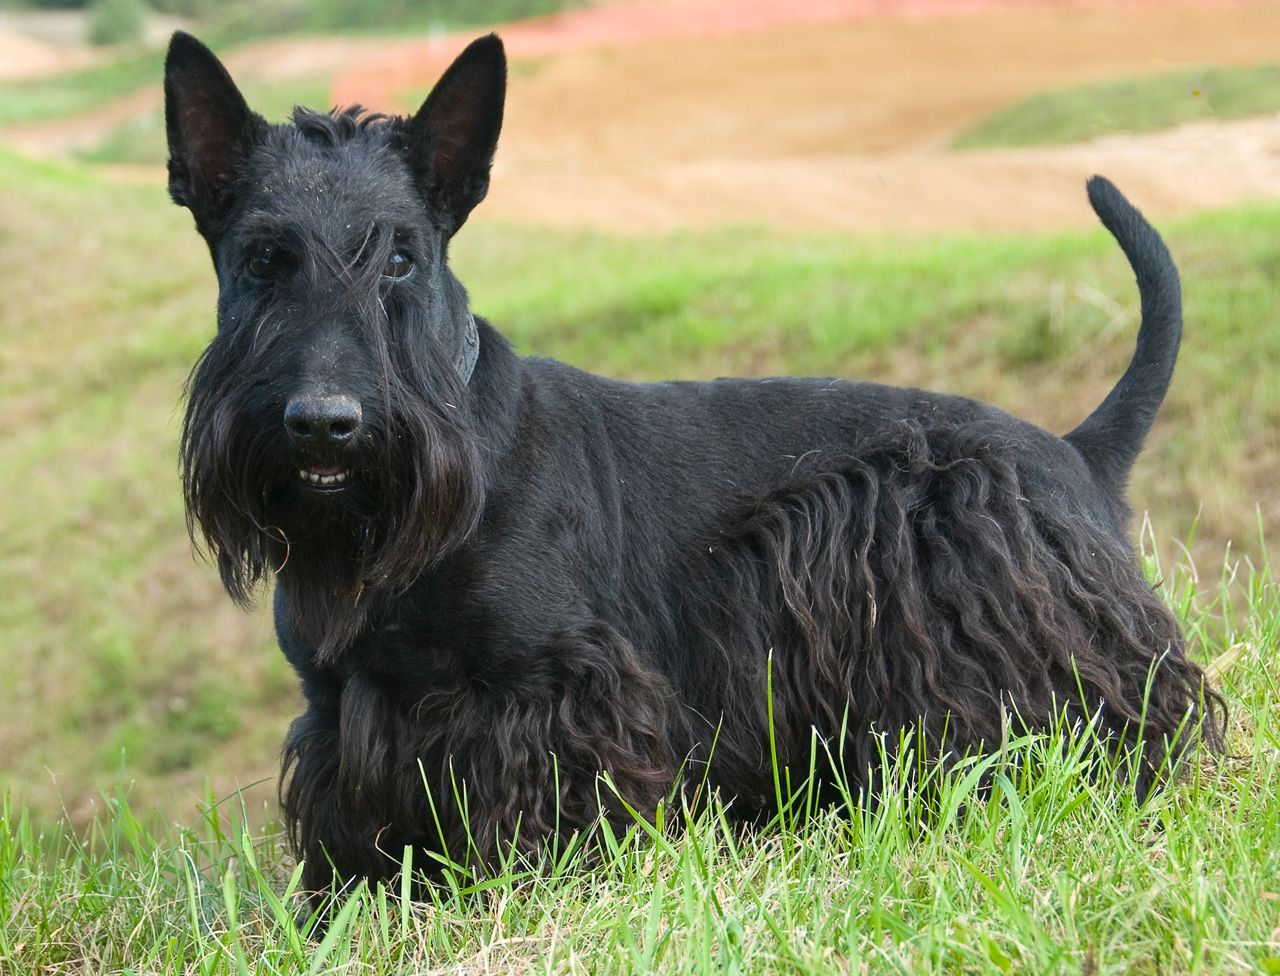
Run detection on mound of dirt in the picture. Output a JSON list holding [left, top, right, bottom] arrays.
[[0, 26, 95, 80]]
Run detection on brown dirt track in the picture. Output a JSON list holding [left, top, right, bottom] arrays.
[[330, 0, 1280, 233]]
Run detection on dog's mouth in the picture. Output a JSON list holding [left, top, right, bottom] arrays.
[[297, 463, 355, 492]]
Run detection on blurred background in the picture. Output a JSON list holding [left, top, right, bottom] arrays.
[[1, 0, 1277, 827]]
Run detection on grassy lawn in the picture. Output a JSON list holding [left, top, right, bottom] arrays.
[[0, 50, 168, 126], [954, 60, 1280, 149], [0, 147, 1276, 970]]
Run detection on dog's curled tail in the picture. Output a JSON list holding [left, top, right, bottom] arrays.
[[1066, 176, 1182, 494]]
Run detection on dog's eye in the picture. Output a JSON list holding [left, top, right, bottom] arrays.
[[382, 250, 414, 280], [248, 246, 288, 280]]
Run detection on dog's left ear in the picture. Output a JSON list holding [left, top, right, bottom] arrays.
[[406, 34, 507, 235], [164, 32, 265, 231]]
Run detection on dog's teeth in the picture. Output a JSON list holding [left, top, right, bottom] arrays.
[[298, 467, 352, 487]]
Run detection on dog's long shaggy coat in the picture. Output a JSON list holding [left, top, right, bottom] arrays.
[[164, 32, 1224, 901]]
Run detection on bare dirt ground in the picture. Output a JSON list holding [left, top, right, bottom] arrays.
[[336, 0, 1280, 232], [6, 0, 1280, 232]]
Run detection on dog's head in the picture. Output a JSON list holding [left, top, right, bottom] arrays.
[[165, 33, 505, 625]]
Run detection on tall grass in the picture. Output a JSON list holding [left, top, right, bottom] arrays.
[[1, 543, 1276, 972]]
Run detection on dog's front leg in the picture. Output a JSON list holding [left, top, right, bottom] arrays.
[[280, 684, 417, 907], [282, 620, 678, 914], [409, 622, 679, 875]]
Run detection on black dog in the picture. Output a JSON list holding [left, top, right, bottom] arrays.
[[165, 32, 1223, 901]]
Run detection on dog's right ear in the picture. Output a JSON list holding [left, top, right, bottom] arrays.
[[164, 32, 264, 228], [405, 34, 507, 236]]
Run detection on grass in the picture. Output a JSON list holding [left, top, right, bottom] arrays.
[[0, 49, 167, 126], [1, 550, 1277, 973], [954, 60, 1280, 149], [293, 0, 581, 32], [0, 147, 1276, 969]]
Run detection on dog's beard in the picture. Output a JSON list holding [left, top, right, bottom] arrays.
[[181, 356, 485, 660]]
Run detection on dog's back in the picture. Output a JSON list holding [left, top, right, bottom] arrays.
[[494, 174, 1180, 563]]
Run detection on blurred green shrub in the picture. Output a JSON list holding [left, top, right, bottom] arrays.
[[87, 0, 146, 45], [0, 0, 86, 9], [211, 0, 580, 40], [315, 0, 579, 28]]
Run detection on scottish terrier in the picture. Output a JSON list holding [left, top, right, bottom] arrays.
[[165, 31, 1223, 904]]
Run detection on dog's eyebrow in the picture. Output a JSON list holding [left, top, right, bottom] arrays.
[[343, 222, 417, 261], [235, 212, 296, 243]]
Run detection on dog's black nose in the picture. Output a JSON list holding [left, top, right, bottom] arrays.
[[284, 394, 363, 446]]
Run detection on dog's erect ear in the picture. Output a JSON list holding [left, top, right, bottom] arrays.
[[405, 34, 506, 235], [164, 32, 264, 227]]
